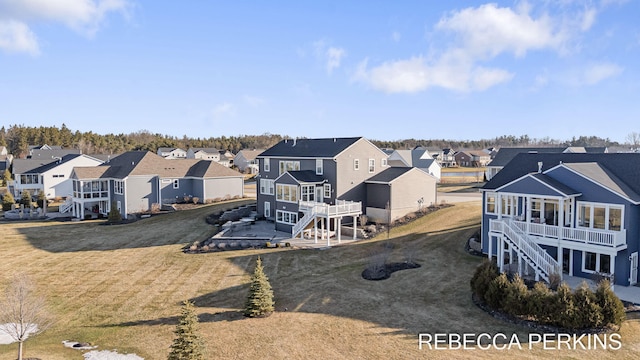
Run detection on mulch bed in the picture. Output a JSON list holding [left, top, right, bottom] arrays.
[[362, 262, 421, 281]]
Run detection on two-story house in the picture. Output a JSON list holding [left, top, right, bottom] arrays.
[[157, 147, 187, 159], [481, 152, 639, 287], [234, 149, 264, 174], [386, 147, 441, 181], [257, 137, 438, 244]]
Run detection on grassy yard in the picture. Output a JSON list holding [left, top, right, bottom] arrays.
[[0, 200, 638, 359]]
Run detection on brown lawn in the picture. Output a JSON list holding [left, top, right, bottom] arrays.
[[0, 200, 638, 359]]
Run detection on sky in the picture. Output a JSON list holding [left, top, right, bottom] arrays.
[[0, 0, 639, 143]]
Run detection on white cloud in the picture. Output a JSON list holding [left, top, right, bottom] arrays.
[[0, 0, 131, 55], [313, 39, 347, 74], [582, 63, 623, 85], [391, 31, 401, 42], [0, 20, 39, 55], [212, 102, 235, 117], [580, 7, 597, 31]]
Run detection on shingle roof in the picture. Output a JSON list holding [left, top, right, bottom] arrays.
[[236, 149, 264, 161], [258, 137, 362, 158], [12, 158, 58, 174], [487, 147, 566, 167], [527, 173, 581, 196], [29, 149, 81, 159], [365, 167, 415, 183], [389, 149, 436, 169], [483, 153, 640, 202], [286, 170, 326, 183]]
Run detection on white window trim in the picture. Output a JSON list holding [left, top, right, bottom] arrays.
[[276, 210, 298, 225], [582, 251, 611, 274], [485, 193, 496, 214], [316, 159, 323, 175], [276, 184, 298, 203], [264, 201, 271, 218], [381, 158, 387, 167], [173, 179, 180, 189], [368, 159, 375, 173], [260, 179, 275, 195], [354, 159, 360, 170], [324, 183, 331, 199], [263, 158, 270, 172], [576, 201, 624, 231], [279, 160, 300, 175], [114, 180, 124, 195]]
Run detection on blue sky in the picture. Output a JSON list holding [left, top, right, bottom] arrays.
[[0, 1, 638, 143]]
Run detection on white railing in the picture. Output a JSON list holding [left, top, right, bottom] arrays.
[[292, 211, 316, 238], [490, 219, 561, 282], [509, 219, 625, 248], [298, 200, 362, 217], [59, 197, 73, 213]]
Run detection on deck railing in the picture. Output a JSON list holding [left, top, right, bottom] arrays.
[[507, 219, 626, 248], [298, 200, 362, 217]]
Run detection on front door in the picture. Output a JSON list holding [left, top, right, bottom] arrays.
[[315, 187, 323, 203], [630, 252, 638, 285]]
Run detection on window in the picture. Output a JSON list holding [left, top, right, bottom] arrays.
[[114, 180, 124, 195], [173, 179, 179, 189], [260, 179, 275, 195], [301, 185, 315, 202], [19, 174, 39, 184], [316, 159, 323, 175], [263, 158, 270, 172], [276, 184, 298, 203], [382, 158, 387, 167], [276, 210, 298, 225], [279, 161, 300, 175], [354, 159, 359, 170], [485, 193, 496, 214], [500, 195, 516, 216], [264, 201, 270, 218], [324, 183, 331, 198], [577, 202, 624, 231], [368, 159, 375, 173], [583, 252, 611, 274]]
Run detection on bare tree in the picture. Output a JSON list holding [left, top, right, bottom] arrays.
[[626, 132, 640, 149], [0, 273, 53, 360]]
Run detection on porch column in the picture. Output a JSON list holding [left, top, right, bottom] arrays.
[[488, 235, 493, 262], [509, 246, 514, 265], [610, 255, 616, 290], [558, 198, 565, 228], [498, 237, 504, 273], [326, 216, 331, 247], [353, 215, 357, 240], [569, 250, 573, 276], [314, 217, 318, 244], [518, 249, 523, 277], [558, 245, 563, 271], [526, 197, 532, 223], [337, 217, 342, 243], [320, 218, 325, 241]]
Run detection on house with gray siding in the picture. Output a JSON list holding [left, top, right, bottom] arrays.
[[257, 137, 437, 244], [69, 151, 243, 219], [386, 147, 441, 181], [481, 152, 640, 287]]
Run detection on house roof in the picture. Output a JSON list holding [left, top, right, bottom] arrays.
[[388, 149, 436, 169], [286, 170, 326, 183], [496, 173, 580, 197], [365, 167, 416, 184], [483, 153, 640, 202], [190, 148, 219, 154], [258, 137, 362, 158], [12, 158, 58, 174], [487, 147, 567, 167], [74, 151, 241, 180], [235, 149, 264, 161]]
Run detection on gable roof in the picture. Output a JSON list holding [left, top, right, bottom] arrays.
[[483, 153, 640, 202], [496, 173, 581, 197], [12, 158, 58, 174], [235, 149, 264, 161], [286, 170, 326, 183], [258, 137, 363, 158], [365, 167, 422, 184], [29, 148, 81, 160], [487, 147, 566, 167], [388, 149, 437, 169]]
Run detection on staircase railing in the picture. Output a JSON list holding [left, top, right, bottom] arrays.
[[59, 197, 73, 213], [292, 209, 316, 238]]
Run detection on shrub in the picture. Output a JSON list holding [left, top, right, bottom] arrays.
[[485, 273, 509, 310], [265, 242, 271, 248], [572, 282, 603, 329], [470, 259, 499, 303], [285, 242, 291, 247], [548, 272, 561, 291], [244, 256, 275, 318], [528, 282, 553, 323], [183, 196, 190, 203], [550, 282, 577, 329], [192, 197, 199, 204], [2, 191, 14, 211], [20, 190, 32, 207], [107, 201, 122, 224], [36, 192, 45, 208], [503, 274, 529, 316], [595, 279, 626, 327]]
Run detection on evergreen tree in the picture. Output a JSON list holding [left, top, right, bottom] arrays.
[[20, 190, 31, 207], [168, 300, 205, 360], [2, 191, 15, 211], [244, 256, 275, 317], [2, 169, 10, 186], [595, 279, 626, 327], [107, 201, 122, 224]]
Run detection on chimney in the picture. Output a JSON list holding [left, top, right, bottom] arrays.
[[537, 161, 543, 173]]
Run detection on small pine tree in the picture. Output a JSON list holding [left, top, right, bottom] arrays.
[[528, 281, 553, 323], [244, 256, 275, 317], [572, 281, 603, 329], [2, 191, 14, 211], [470, 259, 499, 304], [20, 190, 31, 207], [2, 169, 10, 186], [107, 201, 122, 224], [485, 273, 509, 310], [552, 282, 577, 329], [503, 274, 529, 316], [168, 300, 205, 360], [595, 279, 626, 327]]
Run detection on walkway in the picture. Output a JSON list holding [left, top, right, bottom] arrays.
[[562, 275, 640, 305]]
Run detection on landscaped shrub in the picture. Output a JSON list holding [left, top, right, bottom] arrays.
[[2, 191, 14, 211], [550, 282, 576, 329], [527, 281, 553, 323], [595, 279, 626, 327], [572, 282, 603, 329], [107, 201, 122, 224], [244, 256, 275, 318], [20, 190, 32, 207], [192, 197, 199, 204], [36, 192, 45, 208], [470, 259, 499, 303], [485, 273, 509, 310], [503, 274, 529, 316]]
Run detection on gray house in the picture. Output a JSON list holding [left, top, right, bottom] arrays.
[[257, 137, 437, 244], [69, 151, 244, 219]]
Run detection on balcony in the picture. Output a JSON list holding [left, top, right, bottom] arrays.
[[490, 219, 626, 249], [298, 200, 362, 217]]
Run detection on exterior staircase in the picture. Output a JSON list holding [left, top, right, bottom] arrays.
[[292, 210, 316, 238], [490, 219, 561, 283], [59, 198, 73, 213]]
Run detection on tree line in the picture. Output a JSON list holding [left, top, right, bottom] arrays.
[[0, 124, 627, 159]]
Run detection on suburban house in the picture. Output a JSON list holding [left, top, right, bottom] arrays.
[[386, 147, 441, 181], [186, 148, 221, 161], [234, 149, 264, 174], [157, 147, 187, 159], [481, 152, 639, 287], [69, 151, 244, 219], [485, 147, 608, 181], [28, 145, 81, 160], [0, 146, 10, 173], [454, 150, 492, 167], [10, 154, 105, 200], [256, 137, 437, 243], [440, 148, 457, 167]]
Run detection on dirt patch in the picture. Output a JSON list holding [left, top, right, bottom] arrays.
[[361, 262, 421, 281]]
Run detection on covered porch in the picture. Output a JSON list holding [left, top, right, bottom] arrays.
[[293, 200, 362, 246]]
